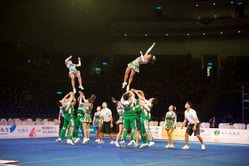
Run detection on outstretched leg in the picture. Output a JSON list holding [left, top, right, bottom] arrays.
[[76, 72, 84, 90], [70, 74, 76, 93], [122, 67, 131, 88], [127, 70, 136, 91]]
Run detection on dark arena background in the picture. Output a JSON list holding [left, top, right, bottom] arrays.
[[0, 0, 249, 165]]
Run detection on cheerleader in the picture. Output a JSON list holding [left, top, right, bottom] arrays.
[[82, 94, 96, 144], [165, 105, 177, 149], [132, 89, 156, 148], [56, 92, 76, 145], [72, 91, 85, 144], [65, 55, 84, 94], [122, 42, 156, 91], [112, 97, 124, 148], [93, 106, 102, 143]]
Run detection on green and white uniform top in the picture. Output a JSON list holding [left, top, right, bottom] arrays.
[[77, 98, 85, 116], [83, 102, 93, 115], [93, 111, 101, 127], [63, 101, 75, 118], [141, 99, 152, 120], [121, 97, 136, 117], [117, 105, 124, 124], [134, 100, 142, 116], [165, 111, 177, 129], [59, 106, 65, 118]]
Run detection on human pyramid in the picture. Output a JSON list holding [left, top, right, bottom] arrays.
[[56, 42, 205, 150]]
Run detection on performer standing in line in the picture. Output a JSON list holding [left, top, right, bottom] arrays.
[[112, 97, 124, 148], [73, 91, 85, 144], [56, 92, 76, 145], [122, 42, 156, 91], [165, 105, 177, 149], [65, 55, 84, 94], [93, 106, 102, 143], [181, 101, 205, 150], [82, 94, 96, 144]]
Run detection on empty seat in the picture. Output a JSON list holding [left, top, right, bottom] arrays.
[[7, 118, 14, 125], [0, 118, 7, 125]]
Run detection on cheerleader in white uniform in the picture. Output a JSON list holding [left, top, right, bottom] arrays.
[[65, 55, 84, 93], [122, 42, 156, 91]]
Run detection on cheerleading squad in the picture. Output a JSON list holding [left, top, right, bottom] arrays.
[[57, 42, 205, 150]]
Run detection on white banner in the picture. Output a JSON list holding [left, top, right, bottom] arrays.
[[149, 126, 162, 139], [0, 125, 59, 139], [159, 127, 249, 144]]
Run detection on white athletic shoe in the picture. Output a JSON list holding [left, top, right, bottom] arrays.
[[131, 140, 138, 148], [66, 139, 74, 145], [126, 85, 130, 92], [115, 141, 120, 148], [127, 141, 133, 146], [82, 138, 89, 144], [98, 140, 105, 144], [110, 141, 115, 144], [169, 144, 174, 149], [201, 144, 205, 150], [122, 82, 127, 89], [120, 141, 125, 148], [56, 138, 62, 142], [139, 143, 148, 149], [148, 141, 155, 147], [73, 88, 77, 94], [182, 145, 189, 150], [79, 85, 84, 90], [165, 144, 170, 149], [74, 138, 80, 144], [95, 139, 100, 143]]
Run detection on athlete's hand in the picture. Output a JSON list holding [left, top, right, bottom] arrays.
[[78, 57, 81, 60], [139, 51, 143, 54], [180, 125, 183, 129], [193, 126, 196, 131], [58, 120, 61, 124], [153, 42, 156, 45], [110, 124, 113, 128]]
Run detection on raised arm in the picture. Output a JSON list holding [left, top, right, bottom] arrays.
[[60, 92, 71, 103], [65, 55, 72, 63], [144, 42, 156, 56], [75, 57, 81, 67]]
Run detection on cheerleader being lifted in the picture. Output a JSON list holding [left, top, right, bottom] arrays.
[[122, 42, 156, 91]]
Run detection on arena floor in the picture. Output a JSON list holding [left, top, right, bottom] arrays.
[[0, 137, 249, 166]]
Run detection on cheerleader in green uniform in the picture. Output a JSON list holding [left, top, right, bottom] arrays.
[[165, 105, 177, 149], [82, 94, 96, 144], [120, 91, 137, 148], [133, 89, 157, 148], [122, 42, 156, 91], [73, 91, 85, 144], [93, 106, 101, 143], [56, 92, 76, 145]]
